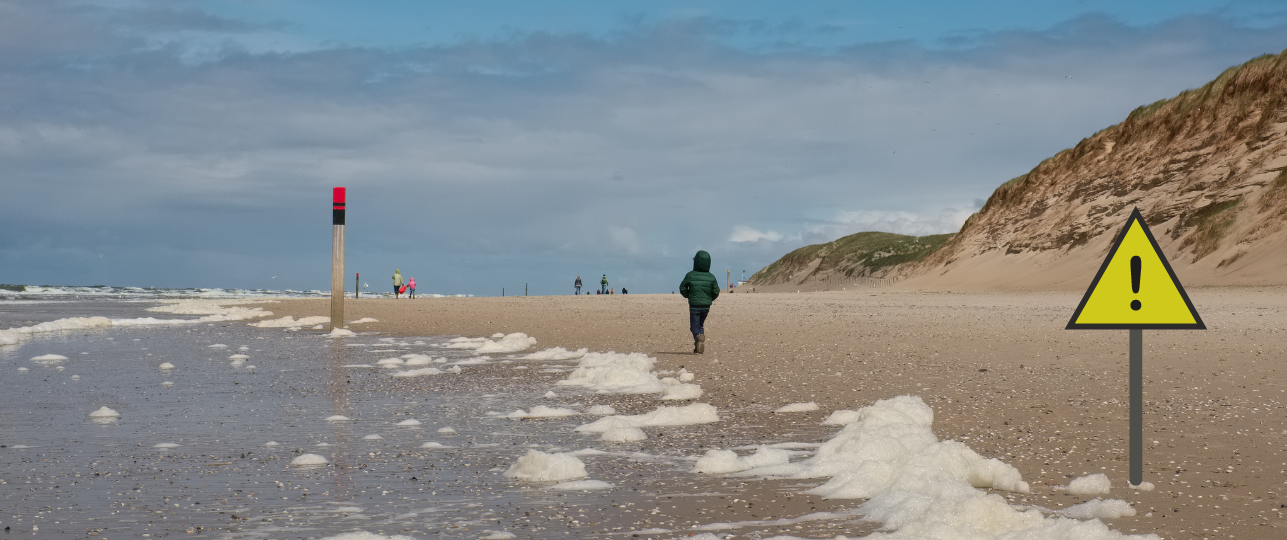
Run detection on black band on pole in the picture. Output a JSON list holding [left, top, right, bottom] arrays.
[[333, 208, 345, 225]]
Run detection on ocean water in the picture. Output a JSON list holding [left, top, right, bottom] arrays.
[[0, 298, 857, 540], [0, 284, 469, 302]]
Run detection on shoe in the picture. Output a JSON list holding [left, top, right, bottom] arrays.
[[695, 334, 705, 354]]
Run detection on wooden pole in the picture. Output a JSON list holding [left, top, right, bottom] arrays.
[[355, 272, 359, 299], [331, 187, 346, 331]]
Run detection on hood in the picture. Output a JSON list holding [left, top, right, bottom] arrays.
[[692, 250, 711, 272]]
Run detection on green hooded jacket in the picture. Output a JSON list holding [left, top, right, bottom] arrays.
[[679, 250, 720, 308], [393, 270, 403, 287]]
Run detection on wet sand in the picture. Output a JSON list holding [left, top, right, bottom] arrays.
[[270, 287, 1287, 539]]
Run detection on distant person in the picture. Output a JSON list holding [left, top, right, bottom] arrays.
[[622, 287, 628, 294], [610, 288, 614, 295], [679, 250, 720, 354], [407, 277, 416, 299], [392, 269, 404, 299], [575, 276, 582, 295], [600, 274, 608, 295]]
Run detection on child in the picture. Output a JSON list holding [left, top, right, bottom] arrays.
[[408, 277, 416, 299], [679, 250, 720, 354]]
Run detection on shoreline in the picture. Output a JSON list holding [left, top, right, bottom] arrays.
[[263, 286, 1287, 538]]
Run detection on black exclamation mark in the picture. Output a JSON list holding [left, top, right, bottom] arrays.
[[1130, 256, 1142, 311]]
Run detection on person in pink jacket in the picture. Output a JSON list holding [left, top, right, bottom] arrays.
[[407, 277, 417, 299]]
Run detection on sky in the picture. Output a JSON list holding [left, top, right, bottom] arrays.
[[1, 1, 1285, 295]]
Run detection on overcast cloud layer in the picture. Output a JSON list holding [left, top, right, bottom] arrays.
[[1, 1, 1285, 294]]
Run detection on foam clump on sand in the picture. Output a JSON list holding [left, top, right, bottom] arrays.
[[153, 443, 182, 448], [521, 347, 588, 361], [723, 395, 1162, 539], [0, 317, 113, 346], [506, 406, 580, 419], [326, 415, 351, 421], [207, 343, 228, 348], [363, 434, 383, 440], [775, 402, 820, 413], [420, 442, 446, 448], [822, 409, 862, 424], [587, 405, 616, 415], [478, 531, 518, 540], [660, 378, 703, 400], [147, 300, 273, 322], [402, 354, 434, 366], [503, 450, 588, 481], [1067, 473, 1112, 495], [550, 480, 613, 491], [348, 317, 379, 324], [228, 354, 249, 360], [264, 441, 280, 446], [1131, 482, 1155, 491], [445, 333, 538, 354], [376, 358, 405, 367], [291, 453, 330, 466], [576, 403, 719, 433], [251, 315, 331, 328], [159, 362, 175, 369], [30, 354, 69, 363], [437, 427, 456, 434], [693, 445, 792, 474], [326, 328, 357, 338], [557, 352, 666, 393], [391, 367, 444, 377], [739, 395, 1028, 497], [1061, 499, 1137, 519], [89, 406, 120, 418], [396, 419, 422, 426], [1, 306, 270, 347]]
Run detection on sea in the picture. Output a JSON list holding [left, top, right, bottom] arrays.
[[0, 286, 856, 540], [0, 285, 1158, 540]]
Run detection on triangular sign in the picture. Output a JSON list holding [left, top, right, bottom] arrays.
[[1067, 207, 1204, 329]]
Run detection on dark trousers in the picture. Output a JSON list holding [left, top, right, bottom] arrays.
[[689, 307, 710, 337]]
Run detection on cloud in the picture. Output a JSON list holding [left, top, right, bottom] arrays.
[[608, 226, 643, 256], [0, 3, 1284, 292], [728, 225, 784, 243], [808, 206, 977, 240]]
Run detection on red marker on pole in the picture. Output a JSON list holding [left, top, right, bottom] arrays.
[[331, 187, 346, 330]]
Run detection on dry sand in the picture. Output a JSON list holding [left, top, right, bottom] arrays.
[[270, 286, 1287, 538]]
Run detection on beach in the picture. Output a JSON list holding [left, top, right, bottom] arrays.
[[264, 286, 1287, 539]]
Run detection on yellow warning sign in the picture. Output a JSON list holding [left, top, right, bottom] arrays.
[[1067, 207, 1204, 329]]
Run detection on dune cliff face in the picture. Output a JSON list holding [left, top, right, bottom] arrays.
[[909, 50, 1287, 289]]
